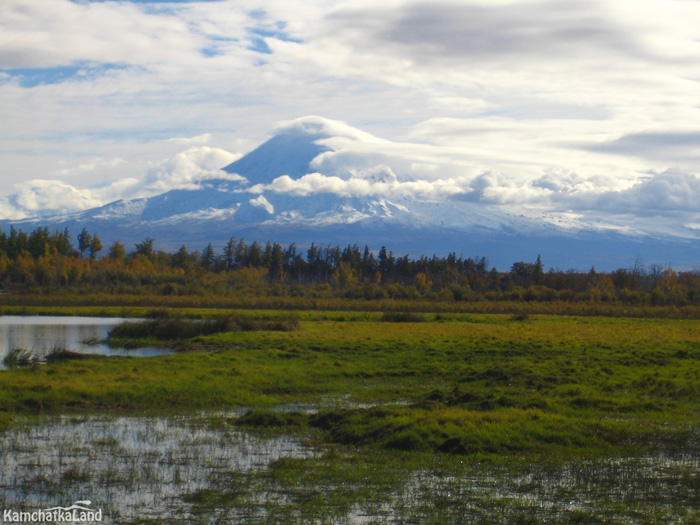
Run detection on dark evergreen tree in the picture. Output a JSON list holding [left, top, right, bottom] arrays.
[[224, 237, 237, 269], [171, 245, 190, 269], [534, 254, 543, 285], [89, 233, 103, 260], [248, 241, 262, 267], [7, 226, 19, 259], [77, 228, 92, 258], [135, 237, 155, 259], [27, 227, 51, 259], [53, 228, 73, 256], [234, 238, 248, 267], [108, 240, 126, 261], [201, 243, 216, 270]]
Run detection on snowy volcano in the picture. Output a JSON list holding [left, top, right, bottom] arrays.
[[4, 116, 700, 270]]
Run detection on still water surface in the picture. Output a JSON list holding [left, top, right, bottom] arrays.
[[0, 414, 317, 523], [0, 316, 172, 367]]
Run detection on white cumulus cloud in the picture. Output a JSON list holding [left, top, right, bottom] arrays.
[[8, 180, 103, 218], [0, 145, 243, 219], [145, 147, 243, 192], [251, 171, 469, 201]]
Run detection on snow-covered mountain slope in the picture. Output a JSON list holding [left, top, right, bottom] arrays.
[[3, 116, 700, 270], [222, 131, 329, 185]]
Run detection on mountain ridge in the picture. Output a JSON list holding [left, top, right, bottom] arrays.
[[1, 116, 698, 270]]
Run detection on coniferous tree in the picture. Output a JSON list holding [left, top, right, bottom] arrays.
[[89, 233, 103, 260], [7, 226, 19, 259], [171, 245, 190, 269], [534, 254, 543, 285], [53, 228, 73, 255], [27, 227, 51, 258], [307, 243, 321, 272], [248, 241, 262, 267], [108, 240, 126, 261], [234, 238, 248, 267], [135, 237, 155, 259], [201, 243, 216, 270], [77, 228, 92, 258], [267, 243, 283, 279], [224, 237, 236, 269]]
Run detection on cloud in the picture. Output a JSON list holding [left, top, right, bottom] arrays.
[[0, 145, 242, 219], [165, 133, 212, 145], [458, 172, 552, 205], [584, 131, 700, 164], [7, 180, 103, 218], [237, 116, 700, 219], [584, 169, 700, 213], [326, 1, 649, 66], [460, 168, 700, 215], [144, 146, 243, 192], [275, 115, 389, 144], [48, 158, 127, 179], [0, 0, 202, 69], [250, 171, 469, 201]]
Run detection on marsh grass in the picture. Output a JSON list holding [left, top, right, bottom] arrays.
[[0, 414, 317, 522], [1, 314, 698, 451], [3, 348, 40, 367], [380, 312, 428, 323], [4, 346, 100, 368], [109, 313, 300, 341], [0, 312, 699, 521], [44, 348, 96, 363], [178, 441, 700, 523], [234, 406, 640, 458], [0, 311, 700, 523], [9, 291, 700, 319]]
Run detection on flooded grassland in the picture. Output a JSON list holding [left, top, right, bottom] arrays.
[[0, 312, 698, 522]]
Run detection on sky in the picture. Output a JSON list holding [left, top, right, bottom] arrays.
[[1, 0, 700, 231]]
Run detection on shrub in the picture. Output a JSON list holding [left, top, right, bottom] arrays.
[[3, 348, 40, 367], [380, 312, 427, 323], [510, 313, 530, 322], [109, 313, 300, 340]]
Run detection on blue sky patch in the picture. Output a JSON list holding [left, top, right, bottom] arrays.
[[248, 27, 299, 43], [201, 35, 239, 57], [201, 48, 222, 58], [246, 26, 301, 54], [0, 63, 131, 88], [248, 37, 272, 55], [248, 9, 267, 20]]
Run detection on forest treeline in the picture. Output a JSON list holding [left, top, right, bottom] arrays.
[[0, 225, 697, 308]]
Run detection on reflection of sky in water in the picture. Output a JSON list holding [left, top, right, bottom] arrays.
[[0, 415, 317, 523], [0, 414, 697, 523], [0, 316, 172, 366]]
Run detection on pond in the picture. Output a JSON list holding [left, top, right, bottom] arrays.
[[0, 414, 318, 523], [0, 316, 172, 368]]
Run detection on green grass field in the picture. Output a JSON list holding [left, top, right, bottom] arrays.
[[1, 311, 698, 456], [0, 309, 698, 521]]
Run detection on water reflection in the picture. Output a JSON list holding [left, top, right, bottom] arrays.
[[0, 414, 697, 523], [0, 415, 317, 523], [0, 316, 172, 367]]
